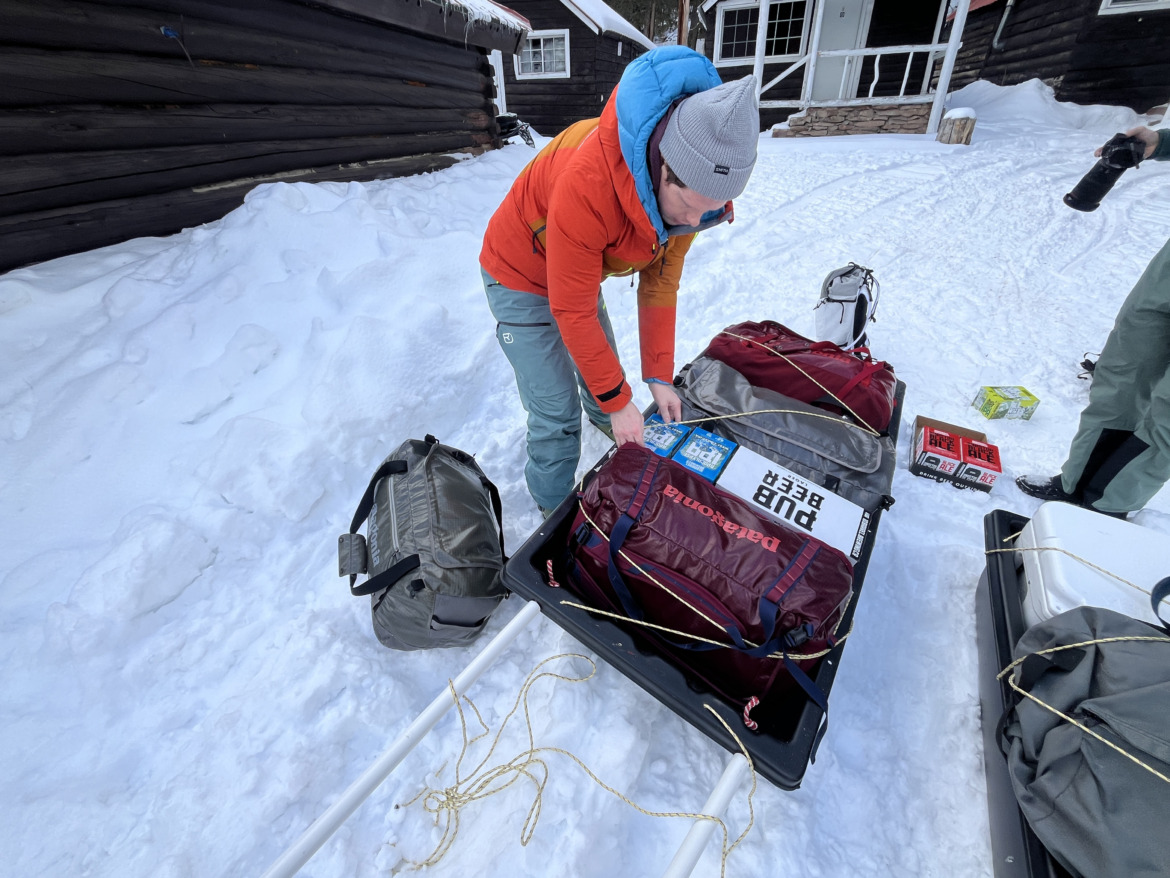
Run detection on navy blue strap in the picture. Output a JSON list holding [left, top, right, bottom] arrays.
[[1152, 576, 1170, 631], [607, 512, 646, 621], [605, 453, 662, 620], [782, 647, 830, 762]]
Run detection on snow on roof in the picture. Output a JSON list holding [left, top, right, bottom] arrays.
[[452, 0, 532, 33], [560, 0, 656, 50]]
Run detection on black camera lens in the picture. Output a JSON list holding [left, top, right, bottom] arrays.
[[1064, 133, 1145, 212], [1063, 163, 1127, 212]]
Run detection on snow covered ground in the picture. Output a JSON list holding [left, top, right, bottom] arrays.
[[3, 79, 1169, 878]]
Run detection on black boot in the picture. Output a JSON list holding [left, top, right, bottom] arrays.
[[1015, 474, 1077, 502], [1076, 429, 1149, 518]]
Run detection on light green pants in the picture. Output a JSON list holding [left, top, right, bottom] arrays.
[[1060, 238, 1170, 514], [483, 270, 619, 512]]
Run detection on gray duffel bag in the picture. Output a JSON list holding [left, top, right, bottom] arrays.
[[1001, 604, 1170, 878], [675, 356, 895, 513], [339, 435, 507, 650]]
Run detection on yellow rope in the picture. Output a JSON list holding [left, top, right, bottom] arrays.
[[572, 401, 877, 498], [985, 544, 1160, 600], [669, 406, 875, 435], [577, 505, 737, 638], [558, 599, 849, 662], [395, 654, 758, 877], [716, 330, 882, 436], [996, 636, 1170, 785], [573, 505, 849, 659]]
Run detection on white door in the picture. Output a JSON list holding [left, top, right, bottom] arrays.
[[810, 0, 873, 101], [489, 49, 507, 114]]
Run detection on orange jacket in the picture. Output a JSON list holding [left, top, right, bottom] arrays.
[[481, 92, 712, 413]]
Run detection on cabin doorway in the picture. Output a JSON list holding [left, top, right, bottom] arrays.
[[810, 0, 874, 101]]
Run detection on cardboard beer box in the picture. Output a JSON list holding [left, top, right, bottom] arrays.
[[909, 415, 1001, 492], [955, 436, 1002, 493], [670, 426, 736, 481], [910, 417, 963, 483], [972, 385, 1039, 420], [643, 413, 690, 458], [716, 444, 871, 562]]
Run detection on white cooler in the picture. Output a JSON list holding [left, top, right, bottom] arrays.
[[1017, 501, 1170, 627]]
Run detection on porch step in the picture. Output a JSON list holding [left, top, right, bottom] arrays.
[[773, 103, 931, 138]]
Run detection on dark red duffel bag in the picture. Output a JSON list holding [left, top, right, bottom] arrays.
[[701, 320, 897, 432], [564, 444, 854, 739]]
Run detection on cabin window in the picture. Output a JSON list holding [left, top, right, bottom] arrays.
[[515, 30, 571, 79], [714, 0, 809, 67], [1099, 0, 1170, 12]]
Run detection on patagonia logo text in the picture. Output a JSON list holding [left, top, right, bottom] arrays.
[[662, 484, 778, 552]]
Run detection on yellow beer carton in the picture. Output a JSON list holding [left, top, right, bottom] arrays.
[[972, 386, 1039, 420]]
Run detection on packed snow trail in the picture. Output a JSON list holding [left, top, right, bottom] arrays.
[[2, 80, 1169, 877]]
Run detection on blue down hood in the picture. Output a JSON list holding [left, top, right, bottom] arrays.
[[613, 47, 724, 242]]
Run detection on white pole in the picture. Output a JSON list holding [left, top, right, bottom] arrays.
[[927, 0, 972, 135], [259, 599, 543, 878], [920, 0, 948, 94], [659, 754, 751, 878], [801, 0, 827, 107], [751, 0, 772, 100]]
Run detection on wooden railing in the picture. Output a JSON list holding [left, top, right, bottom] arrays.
[[760, 43, 948, 109]]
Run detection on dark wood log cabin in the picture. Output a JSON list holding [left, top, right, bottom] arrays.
[[0, 0, 529, 273], [943, 0, 1170, 114], [490, 0, 654, 137]]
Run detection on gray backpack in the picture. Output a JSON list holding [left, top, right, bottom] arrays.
[[814, 263, 878, 349], [339, 436, 507, 650], [1001, 604, 1170, 878], [675, 356, 895, 513]]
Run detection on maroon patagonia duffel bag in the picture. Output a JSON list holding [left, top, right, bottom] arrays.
[[701, 320, 898, 433], [563, 444, 854, 742]]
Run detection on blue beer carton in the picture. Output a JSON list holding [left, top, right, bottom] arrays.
[[670, 426, 736, 481]]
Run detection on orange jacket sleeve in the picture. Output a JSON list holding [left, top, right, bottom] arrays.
[[544, 172, 632, 413], [637, 232, 694, 384]]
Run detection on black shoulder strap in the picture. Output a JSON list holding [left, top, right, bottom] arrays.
[[350, 554, 420, 597], [347, 457, 410, 595], [1152, 576, 1170, 631], [349, 459, 407, 535], [483, 473, 508, 564]]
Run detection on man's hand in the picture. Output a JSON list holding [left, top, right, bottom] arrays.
[[610, 402, 646, 447], [648, 382, 683, 423], [1097, 126, 1160, 159]]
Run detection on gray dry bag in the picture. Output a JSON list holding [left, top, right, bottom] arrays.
[[339, 435, 507, 650], [1001, 603, 1170, 878]]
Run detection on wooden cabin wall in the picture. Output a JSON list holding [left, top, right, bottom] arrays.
[[858, 0, 940, 100], [0, 0, 501, 273], [940, 0, 1099, 96], [971, 0, 1096, 89], [938, 5, 999, 92], [499, 0, 647, 137], [592, 34, 649, 114], [1059, 9, 1170, 113]]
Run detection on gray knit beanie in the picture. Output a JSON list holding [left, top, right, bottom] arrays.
[[660, 75, 759, 202]]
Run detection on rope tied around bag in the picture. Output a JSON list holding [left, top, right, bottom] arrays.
[[997, 635, 1170, 786], [568, 505, 850, 662], [989, 529, 1170, 787], [395, 654, 758, 877], [716, 330, 884, 437]]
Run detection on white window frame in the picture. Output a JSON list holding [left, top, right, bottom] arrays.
[[513, 29, 572, 80], [713, 0, 811, 68], [1099, 0, 1170, 12]]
